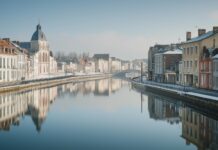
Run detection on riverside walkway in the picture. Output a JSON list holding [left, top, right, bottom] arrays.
[[132, 77, 218, 101]]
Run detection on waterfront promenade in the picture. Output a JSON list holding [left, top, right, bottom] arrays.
[[0, 73, 112, 93], [132, 77, 218, 101]]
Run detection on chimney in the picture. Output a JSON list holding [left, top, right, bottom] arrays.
[[213, 26, 218, 33], [198, 29, 206, 36], [186, 32, 191, 41], [2, 38, 10, 42]]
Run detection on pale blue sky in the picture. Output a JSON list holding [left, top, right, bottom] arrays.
[[0, 0, 218, 59]]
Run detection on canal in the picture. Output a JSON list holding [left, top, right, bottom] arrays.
[[0, 78, 217, 150]]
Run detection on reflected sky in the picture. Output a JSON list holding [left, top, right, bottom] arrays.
[[0, 78, 217, 150]]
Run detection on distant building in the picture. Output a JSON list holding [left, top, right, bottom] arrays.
[[163, 49, 182, 84], [93, 54, 110, 73], [110, 57, 121, 73], [148, 44, 169, 80], [154, 48, 182, 83]]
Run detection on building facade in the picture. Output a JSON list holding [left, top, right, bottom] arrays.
[[19, 24, 58, 79], [148, 44, 169, 81], [0, 39, 18, 83], [181, 27, 218, 87], [93, 54, 110, 73]]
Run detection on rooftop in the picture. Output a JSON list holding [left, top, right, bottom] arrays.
[[163, 49, 182, 55], [184, 31, 216, 44], [93, 54, 109, 60]]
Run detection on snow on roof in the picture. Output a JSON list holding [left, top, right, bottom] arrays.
[[213, 54, 218, 59], [185, 31, 214, 43], [163, 49, 182, 55]]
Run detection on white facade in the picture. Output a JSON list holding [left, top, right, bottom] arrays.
[[98, 59, 109, 73], [0, 40, 19, 83], [26, 24, 57, 79], [111, 58, 121, 72], [85, 61, 95, 73], [49, 56, 57, 74]]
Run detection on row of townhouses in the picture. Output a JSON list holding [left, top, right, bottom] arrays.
[[0, 24, 132, 83], [62, 54, 132, 74], [148, 26, 218, 91]]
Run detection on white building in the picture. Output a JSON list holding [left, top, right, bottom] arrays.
[[20, 24, 57, 79], [0, 39, 19, 83], [66, 62, 78, 73], [85, 61, 95, 73], [93, 54, 110, 73], [49, 52, 57, 75], [110, 57, 121, 73]]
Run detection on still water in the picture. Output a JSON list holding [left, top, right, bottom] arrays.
[[0, 78, 217, 150]]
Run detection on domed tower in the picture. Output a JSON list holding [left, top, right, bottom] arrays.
[[30, 24, 50, 75], [30, 24, 49, 52]]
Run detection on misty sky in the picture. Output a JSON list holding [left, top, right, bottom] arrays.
[[0, 0, 218, 60]]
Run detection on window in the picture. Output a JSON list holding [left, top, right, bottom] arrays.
[[0, 57, 1, 68], [7, 58, 10, 68], [3, 58, 5, 68], [0, 71, 1, 80], [195, 46, 198, 54], [187, 48, 189, 55], [190, 61, 192, 67], [187, 61, 189, 67], [195, 60, 197, 68], [183, 48, 186, 55], [213, 39, 216, 48], [3, 71, 5, 80], [191, 47, 193, 54]]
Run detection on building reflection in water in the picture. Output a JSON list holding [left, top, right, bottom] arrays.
[[144, 91, 218, 150], [0, 78, 124, 132], [0, 86, 57, 132], [58, 78, 127, 97]]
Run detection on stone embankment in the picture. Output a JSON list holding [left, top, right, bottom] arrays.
[[0, 74, 112, 93]]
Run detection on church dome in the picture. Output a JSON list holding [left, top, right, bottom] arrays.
[[31, 24, 47, 41]]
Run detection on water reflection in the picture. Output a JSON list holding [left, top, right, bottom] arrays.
[[0, 78, 217, 150], [0, 87, 57, 132], [0, 78, 126, 132], [140, 89, 218, 150]]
